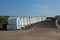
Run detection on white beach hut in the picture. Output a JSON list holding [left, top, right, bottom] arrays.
[[41, 16, 46, 21], [7, 17, 22, 30]]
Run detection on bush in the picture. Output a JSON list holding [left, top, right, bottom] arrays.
[[0, 16, 9, 28]]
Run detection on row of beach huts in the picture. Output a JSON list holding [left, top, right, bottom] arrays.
[[7, 16, 46, 30]]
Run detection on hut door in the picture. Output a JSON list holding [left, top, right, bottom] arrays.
[[17, 19, 21, 29], [30, 17, 34, 24]]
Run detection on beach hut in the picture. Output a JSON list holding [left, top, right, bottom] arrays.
[[27, 17, 30, 25], [23, 17, 30, 26], [20, 17, 26, 28], [7, 17, 22, 30], [24, 16, 28, 26], [41, 16, 46, 21], [37, 16, 42, 22], [30, 17, 34, 24], [37, 16, 40, 22], [23, 17, 28, 26], [34, 16, 38, 23]]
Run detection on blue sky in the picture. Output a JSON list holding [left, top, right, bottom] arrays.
[[0, 0, 60, 17]]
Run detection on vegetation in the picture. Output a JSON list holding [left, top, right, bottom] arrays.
[[0, 16, 9, 28], [46, 15, 60, 21]]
